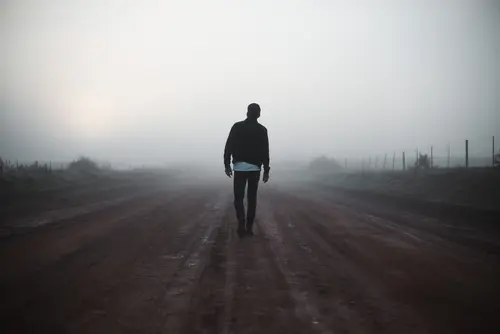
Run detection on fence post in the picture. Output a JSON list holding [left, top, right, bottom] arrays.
[[403, 151, 406, 170], [416, 149, 419, 167], [392, 152, 395, 171], [465, 139, 469, 168], [447, 143, 451, 168], [431, 146, 433, 169], [493, 136, 495, 167]]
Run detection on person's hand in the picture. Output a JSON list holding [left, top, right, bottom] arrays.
[[263, 172, 270, 183], [225, 167, 233, 178]]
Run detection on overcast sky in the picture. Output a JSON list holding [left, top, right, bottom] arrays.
[[1, 0, 499, 166]]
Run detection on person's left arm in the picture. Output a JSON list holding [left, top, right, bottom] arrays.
[[262, 128, 270, 182], [224, 125, 236, 177]]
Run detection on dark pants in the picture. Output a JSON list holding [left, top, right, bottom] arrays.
[[233, 171, 260, 228]]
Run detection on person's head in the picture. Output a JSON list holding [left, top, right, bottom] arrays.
[[247, 103, 261, 120]]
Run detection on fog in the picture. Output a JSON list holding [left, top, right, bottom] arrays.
[[1, 0, 499, 167]]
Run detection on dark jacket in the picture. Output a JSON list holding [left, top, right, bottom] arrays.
[[224, 119, 270, 173]]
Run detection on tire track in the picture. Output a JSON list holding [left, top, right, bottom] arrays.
[[1, 189, 222, 334], [262, 193, 434, 333], [161, 193, 231, 334], [0, 193, 177, 320], [71, 190, 226, 334], [183, 194, 311, 334], [258, 194, 334, 334], [296, 212, 428, 333], [227, 219, 312, 334], [180, 205, 233, 334], [290, 196, 499, 334], [266, 186, 500, 334], [221, 212, 236, 334]]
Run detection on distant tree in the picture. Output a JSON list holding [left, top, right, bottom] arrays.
[[68, 157, 100, 173], [414, 153, 430, 169], [309, 156, 342, 174]]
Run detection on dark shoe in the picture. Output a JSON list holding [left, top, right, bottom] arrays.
[[237, 221, 246, 238], [245, 221, 254, 236]]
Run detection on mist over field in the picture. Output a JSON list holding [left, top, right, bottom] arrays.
[[1, 0, 499, 167]]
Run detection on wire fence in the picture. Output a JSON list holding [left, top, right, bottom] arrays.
[[1, 136, 498, 178], [0, 157, 146, 180], [0, 159, 67, 179], [342, 135, 498, 172]]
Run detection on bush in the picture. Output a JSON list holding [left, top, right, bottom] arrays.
[[415, 153, 431, 169], [309, 156, 342, 174], [67, 157, 100, 173]]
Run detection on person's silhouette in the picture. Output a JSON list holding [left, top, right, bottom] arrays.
[[224, 103, 270, 238]]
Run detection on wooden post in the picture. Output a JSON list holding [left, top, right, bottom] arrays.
[[392, 152, 395, 171], [431, 146, 433, 169], [403, 151, 406, 170], [493, 136, 495, 167], [465, 140, 469, 168], [416, 149, 419, 167], [448, 143, 451, 168]]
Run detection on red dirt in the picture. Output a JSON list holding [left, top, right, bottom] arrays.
[[1, 180, 499, 334]]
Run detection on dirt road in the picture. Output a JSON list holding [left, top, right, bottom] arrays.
[[1, 179, 499, 334]]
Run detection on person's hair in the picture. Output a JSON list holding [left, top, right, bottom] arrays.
[[247, 103, 261, 119]]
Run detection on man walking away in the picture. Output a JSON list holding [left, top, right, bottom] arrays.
[[224, 103, 270, 238]]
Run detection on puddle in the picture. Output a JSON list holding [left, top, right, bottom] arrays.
[[162, 253, 185, 260]]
